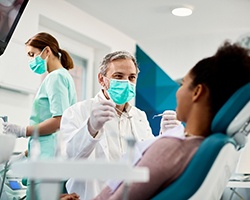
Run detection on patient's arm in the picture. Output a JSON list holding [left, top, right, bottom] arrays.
[[94, 137, 202, 200]]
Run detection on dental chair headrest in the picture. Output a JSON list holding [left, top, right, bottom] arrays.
[[211, 82, 250, 148]]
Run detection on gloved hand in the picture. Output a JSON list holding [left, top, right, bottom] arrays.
[[88, 100, 116, 136], [2, 122, 26, 137], [160, 110, 181, 134]]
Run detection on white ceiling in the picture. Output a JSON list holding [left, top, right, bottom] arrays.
[[65, 0, 250, 79], [65, 0, 250, 41]]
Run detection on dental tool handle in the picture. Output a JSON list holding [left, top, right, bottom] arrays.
[[152, 113, 163, 119], [0, 116, 8, 122], [122, 136, 136, 200], [30, 126, 41, 160]]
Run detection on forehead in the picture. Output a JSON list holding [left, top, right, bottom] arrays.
[[26, 45, 41, 54], [182, 72, 194, 88], [106, 59, 137, 75]]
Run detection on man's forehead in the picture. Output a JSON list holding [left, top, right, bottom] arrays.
[[107, 60, 137, 74]]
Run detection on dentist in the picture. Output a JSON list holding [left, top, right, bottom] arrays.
[[60, 50, 180, 200]]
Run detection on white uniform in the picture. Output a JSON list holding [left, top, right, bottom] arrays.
[[60, 90, 154, 200]]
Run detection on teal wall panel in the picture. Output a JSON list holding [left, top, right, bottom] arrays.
[[135, 45, 180, 135]]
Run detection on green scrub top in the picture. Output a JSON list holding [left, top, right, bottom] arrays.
[[28, 68, 77, 159], [25, 68, 77, 200]]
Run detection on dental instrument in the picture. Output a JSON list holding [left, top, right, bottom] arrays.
[[152, 113, 163, 119]]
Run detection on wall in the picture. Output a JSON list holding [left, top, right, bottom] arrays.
[[139, 31, 250, 80]]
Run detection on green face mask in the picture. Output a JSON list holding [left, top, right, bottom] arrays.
[[29, 49, 47, 74], [107, 79, 136, 105]]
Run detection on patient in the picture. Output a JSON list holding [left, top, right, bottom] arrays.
[[92, 41, 250, 200]]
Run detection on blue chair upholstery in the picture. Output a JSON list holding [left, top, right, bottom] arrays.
[[152, 83, 250, 200]]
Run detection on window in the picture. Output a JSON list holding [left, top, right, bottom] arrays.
[[69, 53, 87, 101]]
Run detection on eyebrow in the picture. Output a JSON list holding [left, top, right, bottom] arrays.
[[113, 72, 123, 75], [112, 72, 136, 75]]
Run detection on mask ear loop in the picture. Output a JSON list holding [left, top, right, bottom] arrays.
[[39, 46, 49, 60], [39, 47, 46, 56], [102, 76, 112, 100], [41, 47, 50, 73]]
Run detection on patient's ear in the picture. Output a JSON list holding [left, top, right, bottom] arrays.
[[192, 84, 205, 102]]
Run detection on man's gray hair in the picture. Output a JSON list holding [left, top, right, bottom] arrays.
[[99, 51, 139, 75]]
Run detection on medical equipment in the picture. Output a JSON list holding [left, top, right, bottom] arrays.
[[0, 0, 29, 56], [115, 107, 132, 119], [152, 113, 163, 119], [1, 168, 27, 200], [0, 116, 27, 200], [29, 125, 41, 160], [0, 135, 17, 200], [152, 82, 250, 200], [11, 159, 149, 200], [11, 106, 144, 200], [153, 110, 177, 119], [122, 136, 137, 200], [0, 116, 8, 123], [0, 115, 12, 199], [115, 107, 137, 200]]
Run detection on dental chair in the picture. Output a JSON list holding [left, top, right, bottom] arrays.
[[152, 82, 250, 200]]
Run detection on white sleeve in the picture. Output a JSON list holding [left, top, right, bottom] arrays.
[[60, 102, 100, 159]]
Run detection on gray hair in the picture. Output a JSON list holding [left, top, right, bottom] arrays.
[[99, 51, 139, 75]]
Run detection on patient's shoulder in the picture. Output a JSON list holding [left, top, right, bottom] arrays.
[[153, 136, 204, 150], [144, 137, 204, 166]]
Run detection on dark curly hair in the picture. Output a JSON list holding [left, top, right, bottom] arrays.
[[189, 41, 250, 118]]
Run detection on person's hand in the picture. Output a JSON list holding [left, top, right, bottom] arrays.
[[88, 100, 116, 136], [2, 122, 26, 137], [60, 193, 80, 200], [160, 110, 181, 134]]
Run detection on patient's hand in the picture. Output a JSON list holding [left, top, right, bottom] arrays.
[[60, 193, 80, 200]]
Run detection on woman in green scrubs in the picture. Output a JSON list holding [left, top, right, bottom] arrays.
[[3, 32, 77, 199]]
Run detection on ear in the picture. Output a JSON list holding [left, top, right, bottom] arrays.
[[192, 84, 204, 102], [98, 73, 105, 87], [44, 46, 52, 57]]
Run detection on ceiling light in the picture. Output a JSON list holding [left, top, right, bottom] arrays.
[[172, 7, 193, 17]]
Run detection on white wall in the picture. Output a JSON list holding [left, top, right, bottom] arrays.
[[139, 30, 250, 80]]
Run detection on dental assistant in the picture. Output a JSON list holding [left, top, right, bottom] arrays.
[[61, 51, 162, 200], [2, 32, 77, 199]]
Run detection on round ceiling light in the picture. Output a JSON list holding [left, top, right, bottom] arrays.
[[172, 7, 193, 17]]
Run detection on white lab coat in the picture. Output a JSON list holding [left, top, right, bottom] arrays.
[[60, 90, 154, 200]]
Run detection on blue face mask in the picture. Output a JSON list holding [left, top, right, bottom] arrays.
[[29, 49, 47, 74], [107, 79, 136, 105]]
